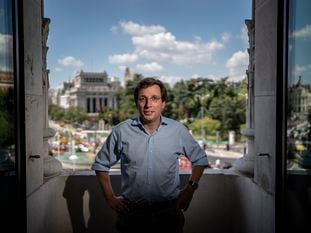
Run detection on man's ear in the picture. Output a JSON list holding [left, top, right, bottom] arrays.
[[162, 101, 166, 110]]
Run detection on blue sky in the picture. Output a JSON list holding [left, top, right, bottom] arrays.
[[44, 0, 252, 88], [288, 0, 311, 84]]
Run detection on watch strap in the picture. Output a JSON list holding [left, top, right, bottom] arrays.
[[188, 180, 198, 190]]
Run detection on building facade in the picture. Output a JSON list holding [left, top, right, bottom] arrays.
[[51, 71, 120, 113]]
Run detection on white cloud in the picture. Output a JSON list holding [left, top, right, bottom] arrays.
[[0, 33, 13, 71], [221, 32, 231, 43], [120, 21, 166, 36], [108, 53, 138, 64], [133, 32, 224, 65], [0, 33, 12, 54], [0, 64, 12, 72], [118, 65, 127, 73], [111, 21, 224, 66], [54, 67, 63, 72], [110, 25, 119, 34], [136, 62, 163, 73], [293, 64, 311, 77], [225, 50, 249, 81], [240, 24, 249, 47], [191, 74, 219, 80], [158, 75, 185, 87], [292, 24, 311, 39], [58, 56, 84, 67]]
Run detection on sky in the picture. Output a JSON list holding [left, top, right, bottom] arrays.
[[288, 0, 311, 85], [44, 0, 252, 88]]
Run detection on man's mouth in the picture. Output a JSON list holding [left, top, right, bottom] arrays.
[[143, 111, 153, 115]]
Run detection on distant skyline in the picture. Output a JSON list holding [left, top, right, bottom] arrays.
[[44, 0, 252, 88]]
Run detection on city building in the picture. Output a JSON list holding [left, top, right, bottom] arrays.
[[50, 70, 120, 113], [124, 66, 135, 83], [1, 0, 310, 233], [288, 76, 311, 116], [0, 70, 13, 91]]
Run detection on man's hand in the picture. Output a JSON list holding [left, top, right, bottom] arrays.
[[177, 184, 194, 212], [106, 195, 129, 214]]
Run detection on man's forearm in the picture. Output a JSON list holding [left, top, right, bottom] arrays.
[[95, 170, 129, 213], [190, 165, 205, 182], [95, 170, 115, 201]]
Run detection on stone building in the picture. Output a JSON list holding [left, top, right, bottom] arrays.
[[288, 76, 311, 116], [51, 70, 120, 113], [0, 70, 13, 91]]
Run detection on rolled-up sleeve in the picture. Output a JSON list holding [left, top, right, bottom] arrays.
[[180, 125, 209, 167], [91, 130, 120, 171]]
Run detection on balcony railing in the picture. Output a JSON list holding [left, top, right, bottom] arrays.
[[26, 169, 274, 233]]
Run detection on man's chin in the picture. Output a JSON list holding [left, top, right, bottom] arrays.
[[141, 116, 154, 124]]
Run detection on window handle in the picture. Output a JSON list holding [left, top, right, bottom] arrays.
[[257, 153, 270, 157], [29, 155, 41, 159]]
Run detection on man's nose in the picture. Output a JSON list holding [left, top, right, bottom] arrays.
[[144, 98, 152, 107]]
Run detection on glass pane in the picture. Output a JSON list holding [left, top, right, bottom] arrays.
[[287, 0, 311, 172], [0, 0, 15, 175], [0, 0, 19, 230], [286, 0, 311, 231]]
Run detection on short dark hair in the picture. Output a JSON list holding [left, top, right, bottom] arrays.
[[134, 77, 167, 102]]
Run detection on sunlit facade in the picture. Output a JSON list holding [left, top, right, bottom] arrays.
[[50, 70, 120, 113]]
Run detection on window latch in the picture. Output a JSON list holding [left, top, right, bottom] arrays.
[[257, 153, 270, 157], [29, 155, 41, 159]]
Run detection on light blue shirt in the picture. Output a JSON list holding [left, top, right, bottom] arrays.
[[92, 116, 209, 203]]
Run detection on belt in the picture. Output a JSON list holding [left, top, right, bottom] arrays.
[[129, 199, 178, 212]]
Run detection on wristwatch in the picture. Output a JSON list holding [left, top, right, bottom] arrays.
[[188, 180, 198, 190]]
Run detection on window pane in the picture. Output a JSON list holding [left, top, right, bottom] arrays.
[[286, 1, 311, 231], [287, 0, 311, 172], [0, 0, 15, 175]]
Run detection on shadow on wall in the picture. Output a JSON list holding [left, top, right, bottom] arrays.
[[63, 175, 121, 233]]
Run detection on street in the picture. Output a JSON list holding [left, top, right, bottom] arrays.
[[205, 147, 244, 169]]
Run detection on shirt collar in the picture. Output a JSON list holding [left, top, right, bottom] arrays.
[[131, 116, 168, 127]]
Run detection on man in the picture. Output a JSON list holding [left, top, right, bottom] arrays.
[[92, 77, 208, 233]]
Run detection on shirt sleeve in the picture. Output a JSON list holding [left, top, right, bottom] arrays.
[[180, 125, 209, 167], [91, 129, 121, 172]]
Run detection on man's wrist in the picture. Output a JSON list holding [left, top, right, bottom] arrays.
[[188, 180, 198, 191]]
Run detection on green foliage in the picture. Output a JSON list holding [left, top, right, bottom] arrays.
[[48, 75, 247, 141], [208, 95, 246, 137], [48, 104, 87, 124], [116, 75, 143, 121], [164, 77, 246, 139], [188, 116, 221, 137], [64, 106, 88, 124], [48, 104, 66, 121], [99, 107, 120, 125]]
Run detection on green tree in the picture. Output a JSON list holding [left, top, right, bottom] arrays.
[[208, 95, 245, 138], [64, 106, 88, 124], [188, 116, 221, 137], [116, 74, 143, 121], [48, 104, 66, 121], [99, 108, 119, 126]]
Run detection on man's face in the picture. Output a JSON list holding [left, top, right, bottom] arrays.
[[136, 84, 166, 125]]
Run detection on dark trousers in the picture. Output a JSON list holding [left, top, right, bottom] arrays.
[[116, 200, 185, 233]]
